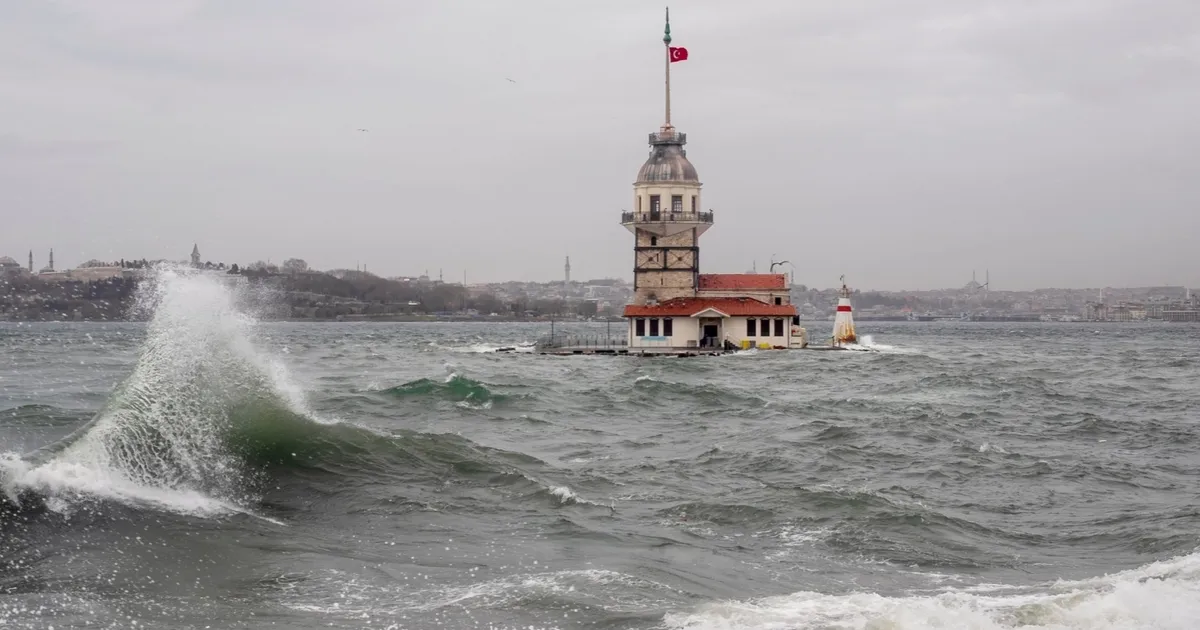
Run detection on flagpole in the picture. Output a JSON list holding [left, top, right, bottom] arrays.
[[664, 7, 672, 129]]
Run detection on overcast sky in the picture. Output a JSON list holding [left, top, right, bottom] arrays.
[[1, 0, 1197, 290]]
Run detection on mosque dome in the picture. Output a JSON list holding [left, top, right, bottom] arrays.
[[635, 129, 699, 184], [0, 256, 18, 267]]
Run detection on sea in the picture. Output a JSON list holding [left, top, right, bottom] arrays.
[[2, 269, 1198, 629]]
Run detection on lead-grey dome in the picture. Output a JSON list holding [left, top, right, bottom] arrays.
[[635, 129, 699, 184], [0, 256, 18, 267]]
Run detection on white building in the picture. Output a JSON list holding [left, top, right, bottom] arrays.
[[619, 13, 802, 352]]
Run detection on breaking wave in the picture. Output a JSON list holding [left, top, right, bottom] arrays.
[[0, 269, 586, 522], [665, 549, 1200, 629], [0, 267, 318, 518]]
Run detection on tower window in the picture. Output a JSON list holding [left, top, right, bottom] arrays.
[[774, 297, 782, 305], [637, 197, 642, 212], [663, 318, 673, 336], [691, 195, 697, 212], [747, 319, 757, 337], [650, 195, 661, 213], [671, 195, 683, 212], [650, 236, 658, 246], [635, 318, 646, 336], [649, 318, 660, 336]]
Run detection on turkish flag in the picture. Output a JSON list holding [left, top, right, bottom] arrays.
[[669, 46, 688, 62]]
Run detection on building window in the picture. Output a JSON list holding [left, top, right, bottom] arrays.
[[637, 197, 642, 212], [746, 319, 757, 336], [635, 318, 645, 336], [761, 319, 771, 336], [649, 318, 660, 336], [672, 195, 683, 212], [650, 236, 658, 246], [774, 318, 784, 336], [774, 297, 782, 305], [691, 195, 697, 212], [792, 316, 800, 326], [663, 318, 673, 336], [650, 195, 661, 213]]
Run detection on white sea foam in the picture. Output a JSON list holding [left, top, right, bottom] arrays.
[[432, 341, 536, 354], [665, 550, 1200, 630]]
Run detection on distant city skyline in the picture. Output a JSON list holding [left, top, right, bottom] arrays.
[[2, 1, 1197, 290], [5, 246, 1196, 294]]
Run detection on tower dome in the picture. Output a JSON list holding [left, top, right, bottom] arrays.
[[635, 129, 699, 184]]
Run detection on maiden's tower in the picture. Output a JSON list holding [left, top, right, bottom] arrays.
[[618, 10, 805, 353]]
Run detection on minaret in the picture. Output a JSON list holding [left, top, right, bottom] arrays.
[[621, 8, 709, 305], [28, 250, 33, 273], [48, 249, 54, 272], [564, 255, 571, 297]]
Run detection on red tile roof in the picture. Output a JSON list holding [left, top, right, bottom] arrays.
[[698, 273, 787, 291], [623, 297, 797, 318]]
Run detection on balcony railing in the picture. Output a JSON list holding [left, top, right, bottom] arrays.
[[649, 131, 686, 145], [620, 211, 714, 225]]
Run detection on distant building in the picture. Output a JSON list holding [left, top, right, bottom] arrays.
[[0, 255, 23, 275]]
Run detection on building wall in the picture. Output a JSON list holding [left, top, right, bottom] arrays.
[[697, 289, 790, 305], [632, 182, 702, 215], [633, 228, 698, 304], [722, 316, 792, 348], [626, 315, 792, 348], [627, 316, 701, 348]]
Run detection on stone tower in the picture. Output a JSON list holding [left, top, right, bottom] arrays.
[[191, 244, 201, 266], [620, 9, 710, 305]]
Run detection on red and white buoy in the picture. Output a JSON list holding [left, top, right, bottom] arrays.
[[832, 276, 857, 346]]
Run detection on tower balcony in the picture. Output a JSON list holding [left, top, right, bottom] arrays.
[[649, 131, 686, 145], [621, 210, 714, 236]]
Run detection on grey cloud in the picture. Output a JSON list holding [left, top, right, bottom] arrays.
[[0, 0, 1197, 289]]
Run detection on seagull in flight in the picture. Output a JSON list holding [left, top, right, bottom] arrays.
[[356, 128, 369, 132], [505, 77, 517, 83]]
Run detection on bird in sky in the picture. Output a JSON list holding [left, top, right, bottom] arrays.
[[356, 128, 368, 132], [505, 78, 516, 83]]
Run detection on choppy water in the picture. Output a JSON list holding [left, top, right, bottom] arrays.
[[2, 270, 1199, 629]]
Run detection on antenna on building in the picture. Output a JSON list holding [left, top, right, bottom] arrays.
[[663, 7, 673, 129]]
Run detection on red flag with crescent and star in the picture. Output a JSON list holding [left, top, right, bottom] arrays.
[[669, 46, 688, 63]]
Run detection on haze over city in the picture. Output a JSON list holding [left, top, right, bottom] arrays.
[[2, 0, 1197, 290]]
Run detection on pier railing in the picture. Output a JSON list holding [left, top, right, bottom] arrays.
[[535, 334, 629, 350], [620, 211, 714, 225]]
